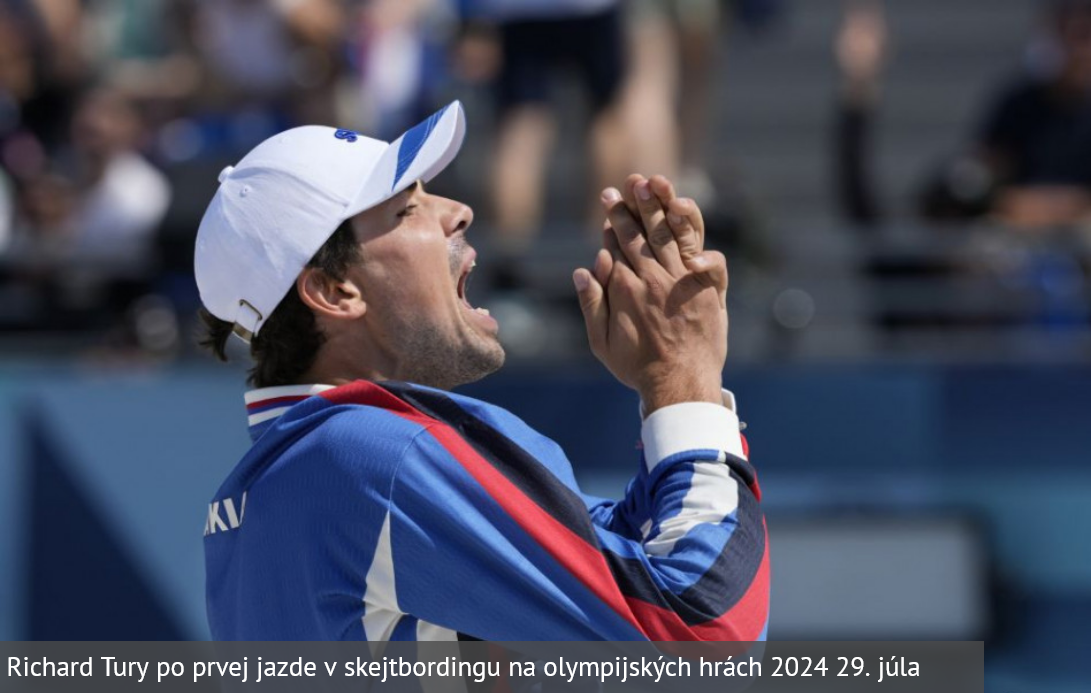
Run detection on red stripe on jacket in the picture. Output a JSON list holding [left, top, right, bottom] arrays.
[[321, 381, 768, 641]]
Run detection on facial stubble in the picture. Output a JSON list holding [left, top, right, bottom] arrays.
[[388, 236, 505, 390]]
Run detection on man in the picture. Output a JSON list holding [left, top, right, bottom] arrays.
[[978, 0, 1091, 226], [196, 102, 769, 641], [920, 0, 1091, 224]]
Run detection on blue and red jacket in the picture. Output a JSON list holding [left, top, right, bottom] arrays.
[[204, 380, 769, 641]]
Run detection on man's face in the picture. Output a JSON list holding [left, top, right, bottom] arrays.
[[344, 182, 504, 389]]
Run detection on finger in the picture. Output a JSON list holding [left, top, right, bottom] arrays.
[[635, 177, 686, 276], [593, 247, 613, 288], [648, 174, 678, 213], [603, 222, 626, 281], [603, 218, 621, 256], [648, 175, 697, 262], [573, 268, 608, 355], [621, 174, 646, 222], [666, 197, 707, 267], [602, 225, 640, 301], [689, 250, 729, 308], [602, 187, 655, 273]]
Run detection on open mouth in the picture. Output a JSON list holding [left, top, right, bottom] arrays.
[[456, 259, 490, 317]]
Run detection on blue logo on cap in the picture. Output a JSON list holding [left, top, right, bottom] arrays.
[[334, 129, 359, 143]]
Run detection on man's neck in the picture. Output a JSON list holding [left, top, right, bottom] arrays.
[[296, 353, 387, 389]]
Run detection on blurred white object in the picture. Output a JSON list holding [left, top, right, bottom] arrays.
[[72, 152, 171, 260], [364, 22, 424, 128]]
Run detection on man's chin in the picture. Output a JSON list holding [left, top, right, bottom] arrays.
[[416, 339, 504, 391], [484, 345, 506, 376], [459, 342, 506, 386]]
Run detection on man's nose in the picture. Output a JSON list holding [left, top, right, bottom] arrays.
[[446, 200, 474, 236]]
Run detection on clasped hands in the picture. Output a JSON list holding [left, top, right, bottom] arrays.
[[573, 175, 729, 416]]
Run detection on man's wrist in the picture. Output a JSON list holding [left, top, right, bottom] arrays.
[[638, 377, 724, 416]]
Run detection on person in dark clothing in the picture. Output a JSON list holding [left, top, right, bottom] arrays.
[[460, 1, 629, 258], [923, 0, 1091, 225], [833, 0, 887, 227]]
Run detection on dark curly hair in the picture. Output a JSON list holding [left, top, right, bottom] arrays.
[[199, 220, 362, 388]]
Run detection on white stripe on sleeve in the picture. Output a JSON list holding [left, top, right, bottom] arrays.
[[643, 462, 739, 557]]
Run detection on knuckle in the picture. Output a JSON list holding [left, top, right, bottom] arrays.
[[617, 276, 641, 299], [614, 225, 639, 243], [606, 210, 631, 231], [648, 228, 674, 247]]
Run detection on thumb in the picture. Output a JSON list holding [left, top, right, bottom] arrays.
[[573, 268, 608, 354]]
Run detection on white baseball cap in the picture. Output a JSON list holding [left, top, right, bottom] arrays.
[[194, 101, 467, 343]]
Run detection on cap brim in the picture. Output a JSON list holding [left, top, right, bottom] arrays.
[[345, 101, 467, 217]]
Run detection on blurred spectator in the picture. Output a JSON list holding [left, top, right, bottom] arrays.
[[833, 0, 887, 227], [342, 0, 455, 140], [622, 0, 785, 204], [192, 0, 302, 102], [922, 0, 1091, 227], [0, 6, 37, 190], [6, 0, 90, 152], [0, 2, 70, 177], [2, 88, 168, 308], [621, 0, 782, 264], [65, 88, 171, 260], [461, 0, 629, 261], [623, 0, 724, 204], [0, 87, 163, 336], [183, 0, 345, 150], [86, 0, 202, 106], [12, 168, 76, 253], [0, 5, 34, 126], [730, 0, 784, 31]]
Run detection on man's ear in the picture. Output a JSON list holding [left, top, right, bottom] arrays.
[[297, 267, 366, 322]]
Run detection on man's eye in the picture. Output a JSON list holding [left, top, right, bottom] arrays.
[[397, 205, 418, 218]]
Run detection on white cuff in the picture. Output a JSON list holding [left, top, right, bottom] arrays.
[[640, 390, 746, 473]]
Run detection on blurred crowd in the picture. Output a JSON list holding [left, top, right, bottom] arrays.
[[1, 0, 1090, 361], [839, 0, 1091, 227], [835, 0, 1091, 348]]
